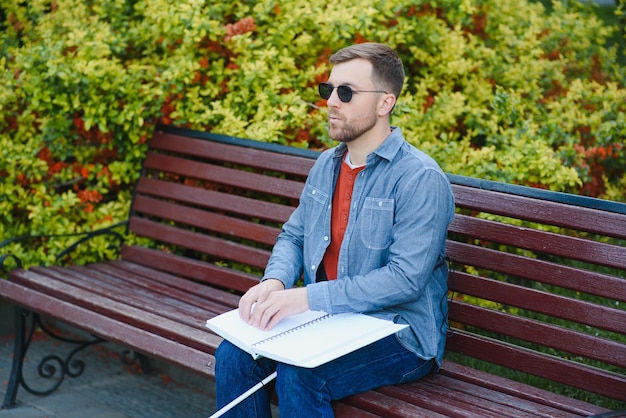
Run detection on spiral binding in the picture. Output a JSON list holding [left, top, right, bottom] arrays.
[[251, 313, 333, 348]]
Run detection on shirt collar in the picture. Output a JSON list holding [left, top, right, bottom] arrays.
[[332, 127, 404, 162]]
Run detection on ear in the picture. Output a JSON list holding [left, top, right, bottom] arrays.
[[378, 93, 397, 116]]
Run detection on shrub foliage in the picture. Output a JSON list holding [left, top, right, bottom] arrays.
[[1, 0, 625, 269]]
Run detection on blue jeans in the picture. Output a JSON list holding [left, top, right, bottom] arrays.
[[215, 335, 434, 417]]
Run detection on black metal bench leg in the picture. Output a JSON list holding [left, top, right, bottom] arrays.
[[2, 306, 28, 409], [2, 308, 107, 410]]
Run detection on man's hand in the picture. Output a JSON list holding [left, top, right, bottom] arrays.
[[239, 279, 309, 331]]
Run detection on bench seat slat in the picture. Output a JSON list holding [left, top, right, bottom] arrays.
[[418, 377, 573, 417], [65, 263, 232, 317], [376, 382, 516, 418], [9, 269, 221, 354], [100, 260, 241, 308], [0, 279, 215, 377], [331, 402, 383, 417], [340, 389, 451, 418], [382, 378, 571, 418], [136, 177, 294, 223], [41, 265, 219, 328]]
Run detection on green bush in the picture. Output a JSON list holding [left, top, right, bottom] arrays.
[[1, 0, 625, 270]]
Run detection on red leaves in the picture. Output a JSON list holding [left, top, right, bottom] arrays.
[[224, 17, 256, 42]]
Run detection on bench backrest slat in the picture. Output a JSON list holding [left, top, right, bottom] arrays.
[[451, 271, 626, 333], [450, 214, 626, 270], [149, 131, 316, 177], [446, 332, 626, 401], [121, 246, 258, 294], [136, 177, 293, 223], [450, 302, 626, 367], [130, 217, 272, 270], [143, 152, 304, 200], [133, 195, 281, 246], [452, 184, 626, 239], [447, 241, 626, 302]]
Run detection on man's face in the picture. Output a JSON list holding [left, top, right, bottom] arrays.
[[325, 59, 383, 143]]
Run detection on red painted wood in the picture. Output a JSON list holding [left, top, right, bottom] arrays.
[[446, 240, 626, 302], [9, 269, 219, 354], [0, 279, 216, 376], [439, 362, 610, 416], [132, 194, 281, 246], [120, 246, 258, 294], [340, 389, 450, 418], [379, 378, 570, 417], [331, 402, 383, 417], [445, 331, 626, 402], [3, 129, 625, 416], [149, 131, 315, 177], [450, 271, 626, 334], [143, 152, 304, 200], [449, 301, 626, 368], [452, 184, 626, 239], [129, 217, 271, 270], [135, 177, 295, 223], [62, 263, 229, 320], [449, 214, 626, 269]]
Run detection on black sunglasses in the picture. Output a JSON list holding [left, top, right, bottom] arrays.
[[318, 82, 387, 103]]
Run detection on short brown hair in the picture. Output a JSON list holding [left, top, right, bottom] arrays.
[[329, 43, 405, 98]]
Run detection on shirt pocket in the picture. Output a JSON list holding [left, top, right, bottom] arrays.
[[304, 184, 329, 236], [360, 197, 394, 250]]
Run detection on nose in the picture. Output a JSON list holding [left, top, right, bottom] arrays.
[[326, 88, 341, 107]]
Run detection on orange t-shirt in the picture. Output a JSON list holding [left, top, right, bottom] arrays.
[[322, 158, 365, 280]]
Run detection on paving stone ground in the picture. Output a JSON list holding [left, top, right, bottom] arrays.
[[0, 321, 218, 418]]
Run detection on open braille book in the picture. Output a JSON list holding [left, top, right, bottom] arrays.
[[206, 309, 407, 368]]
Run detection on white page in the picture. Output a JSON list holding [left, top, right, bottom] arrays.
[[207, 309, 406, 367], [206, 309, 329, 358], [252, 313, 407, 368]]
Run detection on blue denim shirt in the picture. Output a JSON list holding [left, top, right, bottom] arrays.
[[262, 128, 455, 366]]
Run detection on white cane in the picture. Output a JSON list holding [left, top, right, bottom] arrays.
[[209, 371, 278, 418]]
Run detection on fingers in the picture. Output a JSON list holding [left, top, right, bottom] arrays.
[[248, 287, 309, 330], [238, 283, 308, 331], [238, 279, 285, 322], [251, 302, 281, 331], [238, 290, 257, 322]]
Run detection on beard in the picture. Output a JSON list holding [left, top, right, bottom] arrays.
[[328, 110, 377, 143]]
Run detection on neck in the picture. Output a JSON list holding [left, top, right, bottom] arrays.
[[346, 120, 391, 166]]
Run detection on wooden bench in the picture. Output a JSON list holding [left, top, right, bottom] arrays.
[[1, 126, 625, 416]]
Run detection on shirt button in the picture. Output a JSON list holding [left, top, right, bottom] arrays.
[[312, 190, 316, 195], [324, 236, 329, 241], [311, 265, 316, 270]]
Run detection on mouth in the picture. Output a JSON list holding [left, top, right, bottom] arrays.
[[328, 112, 342, 124]]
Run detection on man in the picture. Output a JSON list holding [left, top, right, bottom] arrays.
[[215, 42, 455, 417]]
